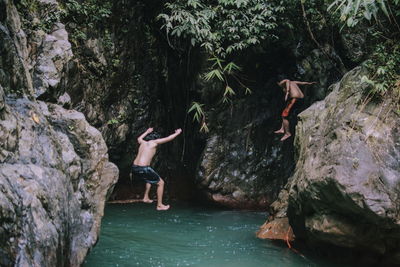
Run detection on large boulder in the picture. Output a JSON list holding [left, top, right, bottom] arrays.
[[258, 67, 400, 265], [0, 1, 119, 266], [0, 99, 118, 266]]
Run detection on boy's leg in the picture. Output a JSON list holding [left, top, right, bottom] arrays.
[[156, 178, 170, 210], [279, 98, 296, 139], [274, 122, 284, 134], [143, 183, 153, 203], [280, 118, 291, 141]]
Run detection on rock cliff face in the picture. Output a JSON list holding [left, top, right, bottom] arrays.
[[195, 42, 345, 209], [0, 0, 118, 266], [0, 99, 118, 266], [3, 0, 397, 264], [258, 67, 400, 265], [24, 0, 348, 208], [196, 87, 295, 209], [58, 0, 204, 201]]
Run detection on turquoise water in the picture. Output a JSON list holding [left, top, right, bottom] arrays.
[[84, 203, 337, 267]]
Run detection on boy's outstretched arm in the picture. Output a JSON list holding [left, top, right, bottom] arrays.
[[154, 129, 182, 145], [137, 128, 153, 144], [294, 81, 316, 85]]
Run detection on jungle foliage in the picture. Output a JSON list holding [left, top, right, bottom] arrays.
[[159, 0, 399, 126], [158, 0, 285, 129], [15, 0, 113, 40], [158, 0, 284, 58], [327, 0, 398, 28], [61, 0, 112, 43], [16, 0, 65, 33], [330, 0, 400, 103]]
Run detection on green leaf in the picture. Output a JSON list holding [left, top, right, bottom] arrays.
[[223, 85, 236, 97], [200, 121, 209, 133], [353, 0, 361, 15], [327, 0, 340, 12], [347, 17, 354, 27], [188, 102, 205, 123], [363, 9, 372, 20], [223, 62, 241, 73], [204, 69, 224, 81], [377, 0, 390, 18]]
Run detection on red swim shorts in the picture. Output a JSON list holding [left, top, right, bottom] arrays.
[[281, 98, 297, 118]]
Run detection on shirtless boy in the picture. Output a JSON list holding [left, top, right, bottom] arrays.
[[275, 79, 315, 141], [132, 127, 182, 210]]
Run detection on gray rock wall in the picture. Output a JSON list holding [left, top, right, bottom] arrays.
[[0, 0, 118, 266], [196, 90, 295, 209], [194, 27, 348, 209], [289, 67, 400, 263], [0, 100, 118, 266], [259, 67, 400, 265]]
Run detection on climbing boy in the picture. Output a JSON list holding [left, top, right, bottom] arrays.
[[275, 79, 316, 141], [132, 127, 182, 210]]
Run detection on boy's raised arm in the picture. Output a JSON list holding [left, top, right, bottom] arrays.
[[154, 129, 182, 145], [294, 81, 316, 85], [137, 128, 153, 144]]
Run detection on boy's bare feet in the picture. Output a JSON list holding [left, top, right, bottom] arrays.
[[143, 198, 154, 203], [274, 129, 284, 134], [157, 204, 170, 211], [280, 133, 291, 141]]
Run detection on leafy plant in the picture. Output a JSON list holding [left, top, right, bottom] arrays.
[[204, 57, 250, 103], [158, 0, 283, 58], [16, 0, 65, 33], [327, 0, 396, 28], [159, 0, 272, 131], [361, 42, 400, 100], [188, 101, 209, 132], [326, 0, 400, 103], [63, 0, 112, 26], [61, 0, 112, 43], [107, 118, 119, 125]]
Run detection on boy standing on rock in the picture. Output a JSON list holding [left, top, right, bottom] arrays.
[[275, 79, 315, 141], [132, 127, 182, 210]]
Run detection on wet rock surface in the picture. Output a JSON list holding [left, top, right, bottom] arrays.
[[259, 67, 400, 265], [257, 217, 294, 241]]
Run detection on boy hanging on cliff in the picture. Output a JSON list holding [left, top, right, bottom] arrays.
[[275, 79, 316, 141], [132, 127, 182, 210]]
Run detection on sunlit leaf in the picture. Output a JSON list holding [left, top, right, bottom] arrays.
[[204, 69, 224, 81], [223, 85, 236, 97], [223, 62, 241, 73]]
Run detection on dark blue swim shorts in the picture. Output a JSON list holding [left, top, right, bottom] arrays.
[[131, 165, 161, 184]]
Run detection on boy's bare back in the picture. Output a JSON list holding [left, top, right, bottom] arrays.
[[277, 79, 315, 99], [287, 81, 304, 99], [134, 141, 158, 166], [133, 128, 182, 166]]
